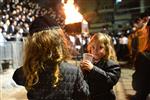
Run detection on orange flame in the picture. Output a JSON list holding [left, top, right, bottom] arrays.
[[62, 0, 83, 24]]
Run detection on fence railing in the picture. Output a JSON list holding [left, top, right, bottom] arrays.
[[0, 41, 23, 72]]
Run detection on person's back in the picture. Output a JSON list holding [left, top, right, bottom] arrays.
[[13, 62, 89, 100], [13, 15, 89, 100]]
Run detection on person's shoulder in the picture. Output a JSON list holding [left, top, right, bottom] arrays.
[[60, 61, 79, 71], [107, 59, 119, 67], [59, 62, 80, 78], [137, 52, 150, 61]]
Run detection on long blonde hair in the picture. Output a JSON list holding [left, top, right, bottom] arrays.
[[88, 32, 118, 63], [23, 27, 71, 89]]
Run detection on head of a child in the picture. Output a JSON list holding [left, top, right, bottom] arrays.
[[87, 32, 117, 62], [23, 15, 71, 89]]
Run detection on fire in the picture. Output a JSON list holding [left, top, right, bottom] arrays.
[[62, 0, 83, 24]]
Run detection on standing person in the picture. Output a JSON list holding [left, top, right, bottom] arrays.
[[80, 33, 121, 100], [119, 34, 128, 60], [132, 10, 150, 100], [13, 15, 89, 100]]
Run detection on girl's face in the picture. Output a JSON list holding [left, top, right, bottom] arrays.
[[89, 42, 106, 62]]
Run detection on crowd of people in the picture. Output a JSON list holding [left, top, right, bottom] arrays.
[[0, 0, 65, 41]]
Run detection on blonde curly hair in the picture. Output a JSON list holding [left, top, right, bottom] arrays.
[[23, 28, 71, 89]]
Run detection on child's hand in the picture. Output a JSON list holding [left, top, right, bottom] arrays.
[[80, 60, 94, 72]]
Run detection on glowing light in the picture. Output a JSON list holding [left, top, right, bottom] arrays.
[[116, 0, 122, 3], [62, 0, 83, 24], [82, 19, 89, 35]]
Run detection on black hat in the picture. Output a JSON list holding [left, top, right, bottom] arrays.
[[29, 15, 59, 36]]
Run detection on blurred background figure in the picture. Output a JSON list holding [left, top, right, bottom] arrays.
[[131, 8, 150, 100]]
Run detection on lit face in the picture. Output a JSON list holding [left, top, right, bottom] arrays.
[[88, 42, 106, 62]]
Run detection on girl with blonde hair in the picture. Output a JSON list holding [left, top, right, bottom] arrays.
[[80, 32, 120, 100], [13, 15, 89, 100]]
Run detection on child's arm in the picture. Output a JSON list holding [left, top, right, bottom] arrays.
[[88, 60, 120, 87], [12, 66, 26, 86]]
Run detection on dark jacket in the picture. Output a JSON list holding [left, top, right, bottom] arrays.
[[132, 52, 150, 93], [13, 62, 89, 100], [85, 59, 120, 100]]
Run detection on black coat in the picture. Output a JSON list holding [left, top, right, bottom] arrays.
[[85, 59, 120, 100], [13, 62, 89, 100], [132, 52, 150, 93]]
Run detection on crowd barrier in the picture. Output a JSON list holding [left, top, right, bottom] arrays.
[[0, 41, 23, 72]]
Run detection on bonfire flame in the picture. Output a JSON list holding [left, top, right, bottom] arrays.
[[62, 0, 83, 24]]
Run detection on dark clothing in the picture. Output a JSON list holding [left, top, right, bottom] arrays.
[[85, 59, 120, 100], [13, 62, 89, 100], [132, 52, 150, 100]]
